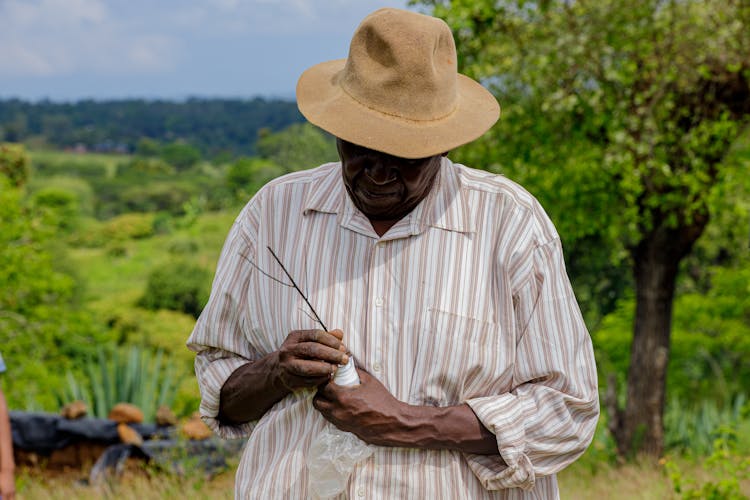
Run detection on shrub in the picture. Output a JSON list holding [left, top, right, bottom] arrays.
[[102, 212, 156, 240], [160, 141, 202, 171], [120, 182, 194, 214], [0, 142, 30, 186], [31, 175, 95, 210], [666, 429, 750, 499], [30, 186, 83, 232], [167, 237, 199, 255], [138, 260, 210, 318], [128, 156, 174, 174], [31, 157, 111, 180], [226, 157, 284, 201], [152, 211, 174, 235], [664, 394, 749, 456]]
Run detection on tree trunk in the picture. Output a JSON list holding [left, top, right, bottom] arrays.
[[610, 215, 707, 458]]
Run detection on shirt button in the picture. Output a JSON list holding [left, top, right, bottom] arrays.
[[374, 297, 384, 307], [358, 487, 366, 497], [373, 362, 381, 372]]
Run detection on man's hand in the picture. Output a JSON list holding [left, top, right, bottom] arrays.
[[313, 368, 409, 447], [0, 468, 15, 499], [313, 368, 501, 455], [273, 329, 348, 391], [219, 328, 347, 424]]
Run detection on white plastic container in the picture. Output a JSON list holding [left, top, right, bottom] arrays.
[[333, 357, 360, 387], [308, 357, 373, 499]]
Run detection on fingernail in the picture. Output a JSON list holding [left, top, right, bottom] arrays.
[[339, 344, 347, 352], [341, 354, 349, 365]]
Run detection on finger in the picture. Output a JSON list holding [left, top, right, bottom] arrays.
[[293, 342, 348, 365], [312, 395, 332, 415], [328, 328, 344, 341], [312, 392, 327, 406], [297, 329, 344, 350], [315, 379, 337, 398], [287, 359, 338, 378]]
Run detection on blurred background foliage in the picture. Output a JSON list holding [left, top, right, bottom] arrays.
[[1, 0, 750, 493]]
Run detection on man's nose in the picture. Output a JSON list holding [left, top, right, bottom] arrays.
[[364, 160, 397, 184]]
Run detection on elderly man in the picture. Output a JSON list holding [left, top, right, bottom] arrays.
[[188, 7, 598, 499]]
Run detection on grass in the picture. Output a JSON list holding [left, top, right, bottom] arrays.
[[13, 456, 749, 499], [15, 462, 236, 500], [559, 459, 674, 499], [29, 149, 128, 178], [64, 208, 239, 416], [69, 210, 236, 307], [15, 148, 750, 498]]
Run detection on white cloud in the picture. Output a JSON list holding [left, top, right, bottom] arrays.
[[171, 0, 410, 35], [0, 0, 414, 99], [0, 0, 181, 77], [0, 43, 58, 77]]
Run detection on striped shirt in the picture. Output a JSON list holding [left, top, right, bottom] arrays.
[[187, 158, 599, 499]]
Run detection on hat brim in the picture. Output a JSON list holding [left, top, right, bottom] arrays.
[[296, 59, 500, 159]]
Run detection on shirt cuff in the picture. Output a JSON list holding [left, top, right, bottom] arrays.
[[464, 393, 537, 491], [196, 354, 257, 440]]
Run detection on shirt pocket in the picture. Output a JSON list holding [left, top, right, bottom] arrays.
[[408, 308, 515, 406]]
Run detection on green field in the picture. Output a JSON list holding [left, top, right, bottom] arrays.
[[3, 143, 750, 499]]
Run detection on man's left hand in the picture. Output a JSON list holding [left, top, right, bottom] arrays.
[[312, 368, 410, 447], [313, 367, 500, 455]]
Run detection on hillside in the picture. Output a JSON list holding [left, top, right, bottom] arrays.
[[0, 98, 304, 157]]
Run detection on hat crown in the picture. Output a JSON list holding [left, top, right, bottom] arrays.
[[339, 8, 458, 122]]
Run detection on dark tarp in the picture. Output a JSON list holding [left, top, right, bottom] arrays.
[[9, 411, 244, 479], [10, 411, 164, 454]]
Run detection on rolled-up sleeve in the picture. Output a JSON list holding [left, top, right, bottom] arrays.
[[464, 237, 599, 491], [187, 204, 262, 439]]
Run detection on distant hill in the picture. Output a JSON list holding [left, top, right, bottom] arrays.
[[0, 98, 304, 157]]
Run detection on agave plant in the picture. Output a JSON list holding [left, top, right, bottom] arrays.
[[59, 344, 177, 422]]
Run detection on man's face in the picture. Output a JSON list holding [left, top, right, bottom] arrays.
[[338, 138, 443, 221]]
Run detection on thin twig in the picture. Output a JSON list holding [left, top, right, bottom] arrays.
[[267, 246, 328, 332], [241, 255, 293, 287]]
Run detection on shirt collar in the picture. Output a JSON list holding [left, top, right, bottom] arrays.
[[302, 158, 475, 238]]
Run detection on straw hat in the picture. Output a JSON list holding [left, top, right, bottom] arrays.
[[296, 8, 500, 159]]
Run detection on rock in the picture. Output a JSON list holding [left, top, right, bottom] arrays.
[[108, 402, 144, 424], [155, 405, 177, 427], [181, 413, 213, 440], [60, 400, 88, 419], [117, 422, 144, 446]]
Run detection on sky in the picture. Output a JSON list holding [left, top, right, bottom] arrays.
[[0, 0, 417, 102]]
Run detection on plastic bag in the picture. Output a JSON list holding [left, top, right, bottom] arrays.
[[307, 358, 373, 498], [307, 424, 373, 498]]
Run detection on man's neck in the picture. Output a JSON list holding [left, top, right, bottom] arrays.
[[370, 219, 398, 237]]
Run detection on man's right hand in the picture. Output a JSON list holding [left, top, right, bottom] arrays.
[[273, 328, 348, 391], [219, 328, 348, 424]]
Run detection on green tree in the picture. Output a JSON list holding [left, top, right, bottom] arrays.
[[135, 137, 161, 157], [0, 160, 105, 409], [138, 260, 211, 318], [226, 157, 285, 201], [416, 0, 750, 457], [159, 140, 202, 171], [0, 143, 30, 187]]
